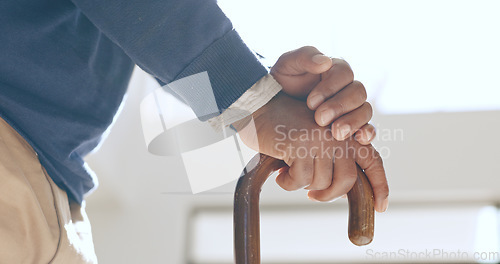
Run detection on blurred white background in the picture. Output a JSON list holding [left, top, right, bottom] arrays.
[[85, 0, 500, 263]]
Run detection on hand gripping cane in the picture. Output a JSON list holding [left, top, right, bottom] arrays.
[[234, 154, 374, 264]]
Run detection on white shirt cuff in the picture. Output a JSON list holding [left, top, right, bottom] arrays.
[[207, 74, 282, 131]]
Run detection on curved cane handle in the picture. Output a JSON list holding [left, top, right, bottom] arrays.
[[234, 153, 374, 264]]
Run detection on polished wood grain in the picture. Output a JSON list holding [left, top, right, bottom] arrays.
[[234, 153, 375, 264], [347, 164, 375, 246]]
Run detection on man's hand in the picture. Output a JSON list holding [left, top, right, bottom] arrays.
[[234, 92, 389, 212], [270, 46, 376, 145]]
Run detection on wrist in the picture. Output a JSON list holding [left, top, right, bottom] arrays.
[[209, 74, 281, 132], [232, 115, 253, 132], [232, 91, 283, 132]]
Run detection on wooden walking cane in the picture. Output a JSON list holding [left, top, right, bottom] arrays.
[[234, 153, 375, 264]]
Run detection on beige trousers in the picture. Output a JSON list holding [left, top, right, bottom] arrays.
[[0, 117, 97, 264]]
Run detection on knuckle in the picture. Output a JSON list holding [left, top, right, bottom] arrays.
[[333, 60, 354, 81], [364, 102, 373, 113], [300, 45, 317, 51], [320, 99, 346, 117], [275, 50, 293, 64], [346, 68, 355, 82], [365, 150, 380, 167], [373, 150, 383, 164], [353, 81, 367, 101], [342, 69, 355, 84], [330, 62, 354, 83], [298, 46, 320, 58], [364, 102, 373, 118]]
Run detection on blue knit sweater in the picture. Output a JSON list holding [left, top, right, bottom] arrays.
[[0, 0, 267, 203]]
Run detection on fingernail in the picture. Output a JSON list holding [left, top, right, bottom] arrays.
[[337, 124, 351, 140], [312, 54, 331, 65], [376, 198, 389, 213], [320, 109, 335, 126], [309, 94, 324, 109]]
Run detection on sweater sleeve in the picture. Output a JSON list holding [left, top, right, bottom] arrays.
[[207, 74, 282, 131], [70, 0, 268, 120]]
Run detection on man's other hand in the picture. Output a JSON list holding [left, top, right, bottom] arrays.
[[271, 46, 375, 145]]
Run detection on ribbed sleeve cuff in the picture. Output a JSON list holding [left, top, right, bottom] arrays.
[[207, 74, 282, 131], [169, 29, 268, 121]]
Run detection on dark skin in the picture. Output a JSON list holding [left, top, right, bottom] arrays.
[[271, 46, 377, 144], [235, 46, 388, 212], [235, 92, 389, 212]]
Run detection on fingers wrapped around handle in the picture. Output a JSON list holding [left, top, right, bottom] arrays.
[[234, 154, 375, 264], [347, 165, 375, 246]]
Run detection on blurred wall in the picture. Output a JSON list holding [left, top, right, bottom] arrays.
[[85, 66, 500, 263]]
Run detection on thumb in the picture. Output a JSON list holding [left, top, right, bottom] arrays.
[[273, 46, 333, 76]]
